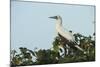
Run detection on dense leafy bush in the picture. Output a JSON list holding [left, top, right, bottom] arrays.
[[11, 33, 95, 66]]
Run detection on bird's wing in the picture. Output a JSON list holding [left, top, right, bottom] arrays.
[[56, 25, 75, 42], [56, 25, 86, 53]]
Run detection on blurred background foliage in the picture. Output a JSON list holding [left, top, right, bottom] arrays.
[[11, 32, 95, 66]]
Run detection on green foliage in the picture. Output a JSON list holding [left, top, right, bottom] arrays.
[[52, 36, 61, 52], [11, 32, 95, 66], [34, 49, 59, 64], [11, 47, 34, 66]]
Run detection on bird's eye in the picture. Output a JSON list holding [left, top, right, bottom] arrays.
[[56, 16, 58, 19]]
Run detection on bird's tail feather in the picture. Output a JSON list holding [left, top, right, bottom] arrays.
[[74, 45, 86, 54], [74, 45, 84, 52], [74, 41, 86, 54]]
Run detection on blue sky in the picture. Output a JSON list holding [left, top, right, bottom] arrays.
[[11, 1, 95, 50]]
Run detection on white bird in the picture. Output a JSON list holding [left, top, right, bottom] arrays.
[[49, 15, 86, 54]]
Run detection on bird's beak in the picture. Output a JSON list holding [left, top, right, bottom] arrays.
[[49, 16, 57, 19]]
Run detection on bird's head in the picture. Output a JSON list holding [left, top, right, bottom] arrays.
[[49, 15, 61, 20]]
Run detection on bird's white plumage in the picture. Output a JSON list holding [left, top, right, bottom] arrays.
[[55, 16, 75, 42], [49, 15, 86, 53], [56, 23, 75, 42]]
